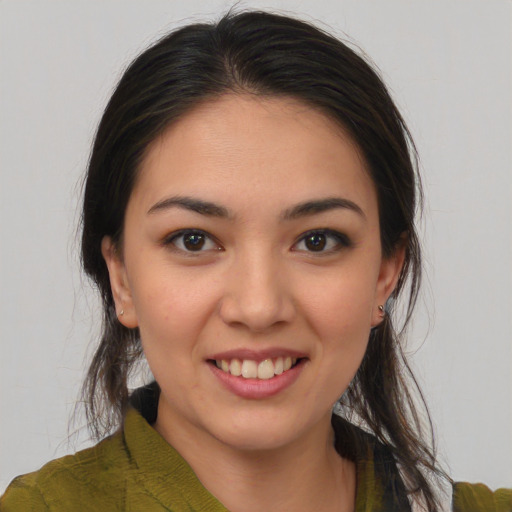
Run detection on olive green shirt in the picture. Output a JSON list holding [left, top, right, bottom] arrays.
[[2, 405, 510, 511]]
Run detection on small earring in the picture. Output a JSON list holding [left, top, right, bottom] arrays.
[[119, 309, 124, 317], [378, 305, 384, 317]]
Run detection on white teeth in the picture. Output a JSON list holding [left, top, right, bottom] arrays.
[[274, 357, 284, 375], [257, 359, 275, 380], [230, 358, 242, 376], [214, 356, 301, 379], [241, 359, 258, 379]]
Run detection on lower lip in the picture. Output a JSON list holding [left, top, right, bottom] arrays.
[[208, 360, 305, 399]]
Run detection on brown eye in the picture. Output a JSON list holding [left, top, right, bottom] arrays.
[[305, 233, 326, 251], [293, 229, 351, 254], [183, 232, 206, 251], [166, 230, 220, 253]]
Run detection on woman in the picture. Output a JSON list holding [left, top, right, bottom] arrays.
[[2, 10, 510, 512]]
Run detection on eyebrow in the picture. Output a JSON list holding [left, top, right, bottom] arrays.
[[281, 197, 366, 221], [147, 195, 365, 220], [147, 196, 231, 218]]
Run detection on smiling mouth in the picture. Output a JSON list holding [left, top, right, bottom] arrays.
[[210, 357, 303, 380]]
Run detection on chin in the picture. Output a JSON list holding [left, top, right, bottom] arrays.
[[204, 408, 320, 453], [216, 427, 297, 452]]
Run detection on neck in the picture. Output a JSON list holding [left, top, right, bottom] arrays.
[[155, 406, 356, 512]]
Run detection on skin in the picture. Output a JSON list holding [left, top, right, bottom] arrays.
[[102, 94, 405, 512]]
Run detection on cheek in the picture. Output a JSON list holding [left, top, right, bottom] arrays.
[[133, 275, 220, 400], [301, 269, 377, 335], [298, 269, 376, 389], [130, 268, 220, 353], [315, 295, 371, 371]]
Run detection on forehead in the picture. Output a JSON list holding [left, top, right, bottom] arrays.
[[131, 94, 377, 218]]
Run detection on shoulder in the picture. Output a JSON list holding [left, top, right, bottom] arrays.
[[1, 430, 131, 511], [452, 482, 512, 512]]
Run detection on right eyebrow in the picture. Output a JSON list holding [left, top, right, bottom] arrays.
[[147, 195, 232, 218]]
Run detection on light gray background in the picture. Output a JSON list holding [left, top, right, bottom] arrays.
[[1, 0, 511, 494]]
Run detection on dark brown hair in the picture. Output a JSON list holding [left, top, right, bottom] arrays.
[[81, 10, 446, 511]]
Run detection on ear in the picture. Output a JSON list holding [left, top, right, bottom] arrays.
[[372, 239, 406, 327], [101, 236, 139, 329]]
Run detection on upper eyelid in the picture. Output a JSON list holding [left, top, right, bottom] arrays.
[[166, 228, 210, 239], [294, 229, 351, 244]]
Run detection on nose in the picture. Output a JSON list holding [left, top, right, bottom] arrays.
[[219, 248, 295, 333]]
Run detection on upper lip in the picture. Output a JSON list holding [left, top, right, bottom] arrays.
[[208, 348, 308, 362]]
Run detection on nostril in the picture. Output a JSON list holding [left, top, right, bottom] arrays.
[[219, 293, 295, 333]]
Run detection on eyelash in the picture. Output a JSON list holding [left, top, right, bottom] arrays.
[[163, 229, 222, 255], [163, 228, 351, 255], [292, 229, 352, 254]]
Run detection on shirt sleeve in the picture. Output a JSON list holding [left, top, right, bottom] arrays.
[[0, 476, 50, 511], [452, 482, 512, 512]]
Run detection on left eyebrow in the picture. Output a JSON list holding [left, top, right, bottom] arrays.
[[281, 197, 366, 221]]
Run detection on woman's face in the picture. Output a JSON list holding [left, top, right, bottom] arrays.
[[103, 94, 403, 451]]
